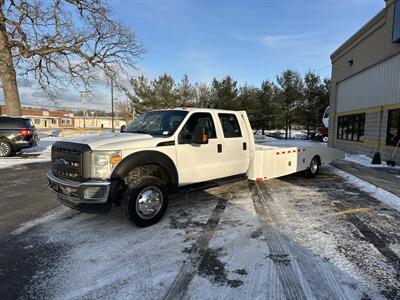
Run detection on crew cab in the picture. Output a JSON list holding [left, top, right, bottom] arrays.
[[47, 108, 344, 227]]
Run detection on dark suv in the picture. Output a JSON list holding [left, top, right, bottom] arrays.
[[0, 116, 39, 157]]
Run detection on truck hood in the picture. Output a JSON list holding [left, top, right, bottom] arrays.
[[68, 132, 171, 151]]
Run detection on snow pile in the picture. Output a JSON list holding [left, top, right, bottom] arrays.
[[345, 153, 400, 169], [329, 166, 400, 212]]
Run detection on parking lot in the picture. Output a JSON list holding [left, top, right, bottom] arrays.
[[1, 163, 400, 300]]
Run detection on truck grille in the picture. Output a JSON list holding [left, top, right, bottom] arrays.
[[51, 142, 91, 182]]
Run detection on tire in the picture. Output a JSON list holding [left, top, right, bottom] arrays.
[[305, 156, 320, 178], [122, 176, 169, 227], [0, 141, 12, 157], [322, 136, 328, 143]]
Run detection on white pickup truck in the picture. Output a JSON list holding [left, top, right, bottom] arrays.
[[47, 108, 344, 227]]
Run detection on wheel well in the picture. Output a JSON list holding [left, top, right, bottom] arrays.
[[124, 164, 170, 185], [313, 155, 321, 166], [108, 151, 179, 205], [111, 164, 170, 206]]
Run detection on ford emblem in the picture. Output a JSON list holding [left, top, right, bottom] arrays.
[[55, 157, 68, 167]]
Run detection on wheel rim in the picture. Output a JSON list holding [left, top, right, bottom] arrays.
[[310, 159, 318, 174], [323, 136, 328, 142], [135, 186, 163, 219], [0, 142, 10, 157]]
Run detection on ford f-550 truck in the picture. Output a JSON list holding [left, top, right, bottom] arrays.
[[47, 108, 344, 227]]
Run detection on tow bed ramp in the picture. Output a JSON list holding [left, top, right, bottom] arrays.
[[247, 142, 344, 181]]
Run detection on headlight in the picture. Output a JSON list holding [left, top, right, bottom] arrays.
[[91, 151, 122, 179]]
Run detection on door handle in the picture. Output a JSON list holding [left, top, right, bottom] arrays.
[[217, 144, 222, 153], [243, 142, 247, 150]]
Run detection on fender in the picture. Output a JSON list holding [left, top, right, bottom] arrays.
[[110, 150, 179, 192]]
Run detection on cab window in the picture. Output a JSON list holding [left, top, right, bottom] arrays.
[[179, 113, 216, 144], [218, 113, 242, 138]]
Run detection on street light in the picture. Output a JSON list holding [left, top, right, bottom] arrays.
[[110, 74, 116, 132], [80, 91, 89, 129]]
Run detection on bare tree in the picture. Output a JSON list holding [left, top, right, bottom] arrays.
[[115, 99, 134, 124], [0, 0, 144, 115]]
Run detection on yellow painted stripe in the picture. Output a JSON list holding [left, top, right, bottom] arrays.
[[335, 204, 386, 216]]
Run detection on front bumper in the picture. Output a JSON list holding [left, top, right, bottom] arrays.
[[47, 171, 111, 204]]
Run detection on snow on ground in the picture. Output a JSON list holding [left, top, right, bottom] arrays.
[[254, 134, 277, 142], [345, 153, 400, 169], [0, 136, 59, 169], [264, 129, 308, 140], [328, 165, 400, 212]]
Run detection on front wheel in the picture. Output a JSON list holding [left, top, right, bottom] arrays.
[[305, 156, 320, 178], [0, 141, 12, 157], [122, 176, 169, 227], [322, 136, 328, 143]]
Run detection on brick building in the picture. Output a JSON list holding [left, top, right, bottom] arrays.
[[0, 106, 74, 128], [329, 0, 400, 164]]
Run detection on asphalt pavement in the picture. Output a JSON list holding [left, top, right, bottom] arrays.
[[1, 163, 400, 299], [0, 162, 56, 237]]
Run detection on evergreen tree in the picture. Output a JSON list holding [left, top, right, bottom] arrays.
[[237, 84, 262, 128], [210, 76, 239, 110], [276, 70, 304, 139], [177, 74, 197, 106], [259, 80, 277, 132]]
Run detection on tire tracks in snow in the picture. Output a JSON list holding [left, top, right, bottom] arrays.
[[162, 194, 230, 300], [262, 179, 350, 300], [249, 180, 309, 300]]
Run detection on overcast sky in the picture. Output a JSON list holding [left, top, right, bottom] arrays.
[[0, 0, 385, 111]]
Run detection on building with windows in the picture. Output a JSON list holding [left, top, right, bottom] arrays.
[[74, 116, 126, 129], [0, 106, 74, 128], [329, 0, 400, 163]]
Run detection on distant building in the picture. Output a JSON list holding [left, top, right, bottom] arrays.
[[74, 116, 126, 129], [0, 106, 74, 128], [329, 0, 400, 163]]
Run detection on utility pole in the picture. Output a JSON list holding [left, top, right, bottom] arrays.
[[80, 91, 88, 129], [111, 74, 116, 132]]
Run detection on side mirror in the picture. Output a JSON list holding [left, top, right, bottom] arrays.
[[193, 127, 209, 144], [120, 125, 126, 132]]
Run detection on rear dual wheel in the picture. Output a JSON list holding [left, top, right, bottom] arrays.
[[305, 156, 320, 178]]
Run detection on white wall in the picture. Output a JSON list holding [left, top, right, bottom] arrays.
[[336, 53, 400, 113]]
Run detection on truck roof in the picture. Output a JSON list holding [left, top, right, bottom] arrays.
[[160, 107, 243, 114]]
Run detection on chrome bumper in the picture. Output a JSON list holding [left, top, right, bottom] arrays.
[[47, 171, 111, 204]]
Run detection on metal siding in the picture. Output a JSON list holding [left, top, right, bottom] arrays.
[[336, 53, 400, 113]]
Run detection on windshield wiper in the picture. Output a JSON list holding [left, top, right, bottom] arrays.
[[129, 130, 152, 135]]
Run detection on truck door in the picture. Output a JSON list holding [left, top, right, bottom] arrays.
[[175, 112, 223, 185], [216, 113, 250, 176]]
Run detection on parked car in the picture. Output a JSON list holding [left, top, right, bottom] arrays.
[[0, 116, 39, 157], [313, 127, 329, 143], [47, 108, 344, 227]]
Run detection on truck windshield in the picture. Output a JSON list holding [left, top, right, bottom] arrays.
[[124, 110, 188, 136]]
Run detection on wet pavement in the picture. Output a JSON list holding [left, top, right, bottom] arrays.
[[1, 163, 400, 299]]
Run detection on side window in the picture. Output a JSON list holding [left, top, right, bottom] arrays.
[[179, 113, 216, 144], [218, 113, 242, 138]]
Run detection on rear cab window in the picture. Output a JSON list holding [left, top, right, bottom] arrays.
[[218, 113, 242, 138]]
